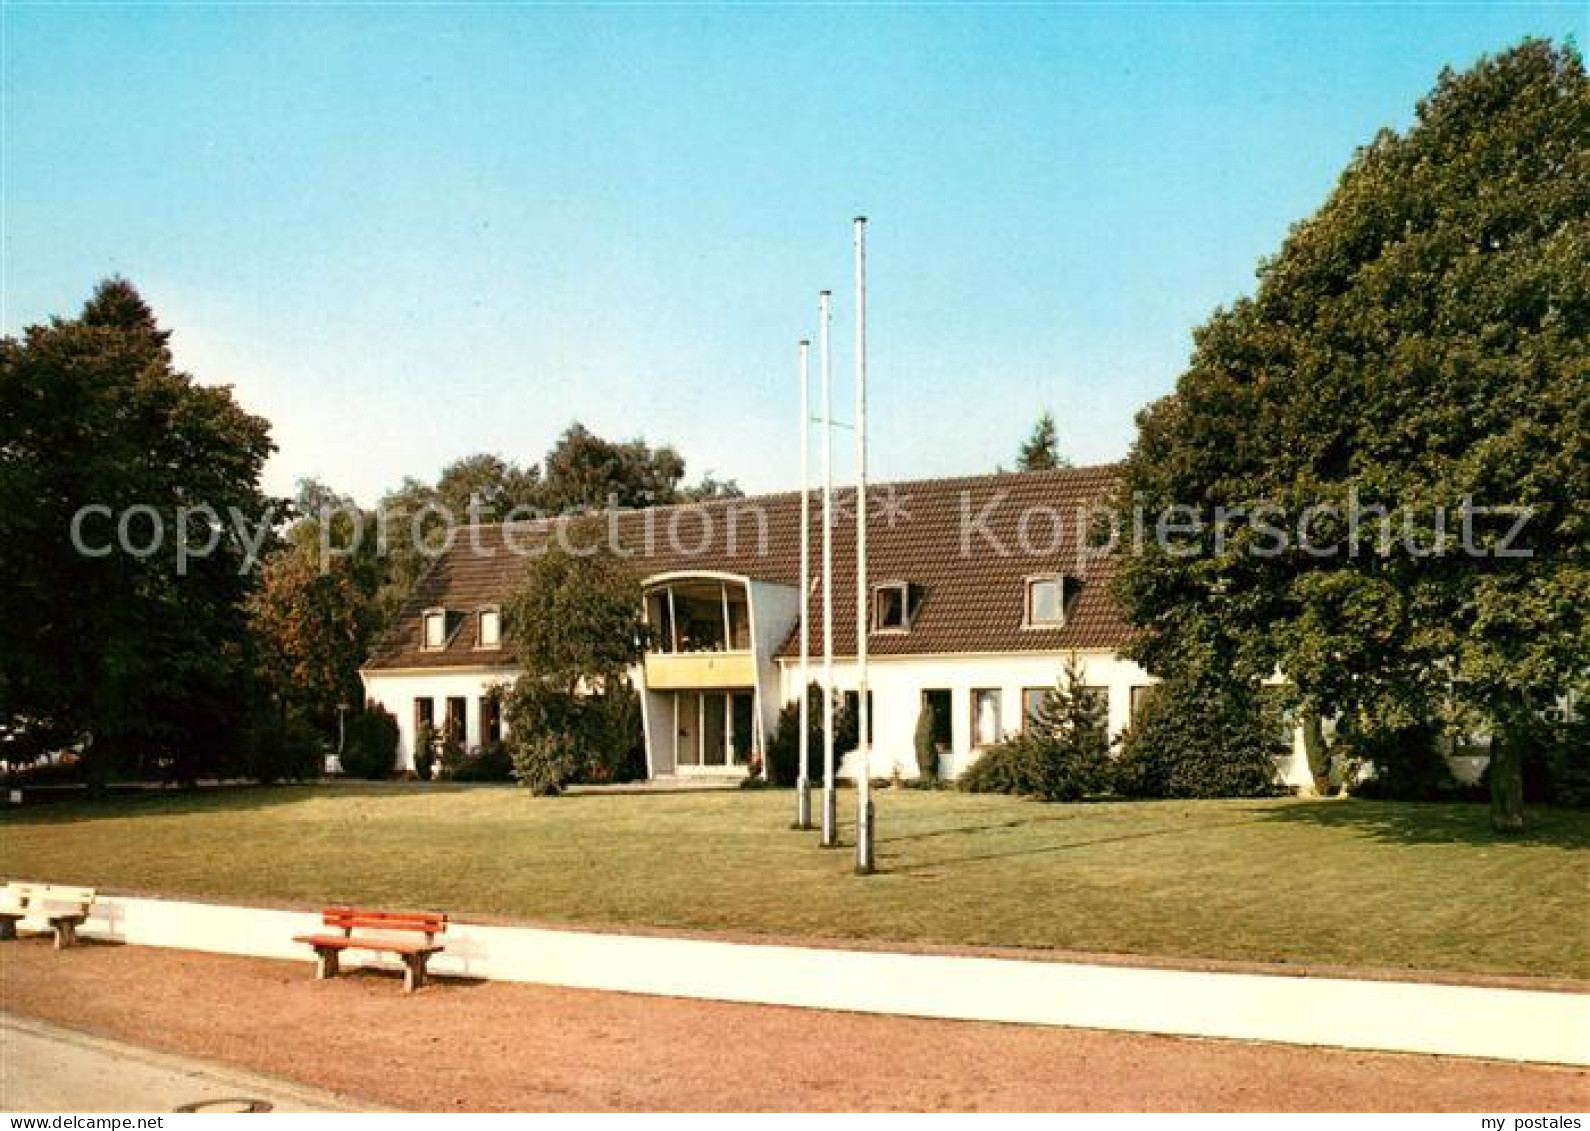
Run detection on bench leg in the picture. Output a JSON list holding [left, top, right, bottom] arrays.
[[0, 917, 17, 942], [314, 946, 340, 980], [52, 918, 80, 950], [402, 953, 429, 994]]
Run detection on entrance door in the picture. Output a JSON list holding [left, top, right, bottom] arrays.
[[675, 694, 701, 768], [729, 692, 755, 766], [673, 690, 754, 772], [702, 693, 728, 767]]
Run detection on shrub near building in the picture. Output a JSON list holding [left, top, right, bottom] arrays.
[[1113, 672, 1284, 799], [960, 660, 1112, 802], [341, 704, 400, 780]]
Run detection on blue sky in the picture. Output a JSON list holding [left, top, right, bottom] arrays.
[[4, 3, 1581, 503]]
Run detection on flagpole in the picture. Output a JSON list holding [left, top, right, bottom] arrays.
[[794, 338, 813, 830], [853, 217, 874, 875], [819, 290, 838, 847]]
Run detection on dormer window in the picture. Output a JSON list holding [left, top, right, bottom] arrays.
[[422, 609, 449, 650], [1024, 576, 1066, 628], [477, 607, 502, 650], [872, 581, 919, 633]]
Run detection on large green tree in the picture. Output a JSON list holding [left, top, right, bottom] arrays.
[[1114, 39, 1589, 830], [372, 428, 738, 620], [540, 422, 740, 512], [0, 280, 278, 782], [249, 480, 385, 740], [500, 519, 649, 792]]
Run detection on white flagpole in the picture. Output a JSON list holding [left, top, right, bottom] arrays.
[[853, 217, 874, 875], [819, 289, 838, 847], [795, 338, 813, 830]]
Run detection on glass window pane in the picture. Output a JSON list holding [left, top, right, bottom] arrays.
[[1028, 579, 1062, 624], [674, 585, 726, 652], [973, 689, 1001, 746], [726, 591, 751, 650], [1022, 687, 1048, 728], [702, 693, 728, 766], [875, 585, 907, 629], [675, 693, 701, 765], [645, 591, 674, 652]]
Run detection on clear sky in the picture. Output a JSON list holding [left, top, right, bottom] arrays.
[[4, 3, 1581, 503]]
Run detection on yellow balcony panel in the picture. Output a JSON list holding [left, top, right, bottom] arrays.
[[644, 652, 756, 690]]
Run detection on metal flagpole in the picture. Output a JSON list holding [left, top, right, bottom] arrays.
[[794, 338, 813, 830], [819, 290, 838, 847], [853, 217, 874, 875]]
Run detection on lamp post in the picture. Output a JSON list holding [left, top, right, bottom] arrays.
[[329, 701, 350, 777]]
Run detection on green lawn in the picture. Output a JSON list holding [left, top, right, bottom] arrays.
[[2, 786, 1586, 980]]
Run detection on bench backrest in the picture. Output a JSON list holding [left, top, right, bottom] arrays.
[[322, 907, 446, 937], [5, 882, 95, 909]]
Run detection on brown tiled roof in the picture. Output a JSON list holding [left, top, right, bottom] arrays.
[[362, 465, 1133, 672]]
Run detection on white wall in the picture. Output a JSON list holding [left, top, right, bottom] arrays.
[[361, 668, 517, 773], [778, 650, 1156, 781], [747, 579, 802, 751], [60, 891, 1590, 1067]]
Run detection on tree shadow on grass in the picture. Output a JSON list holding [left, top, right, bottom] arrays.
[[877, 810, 1096, 846], [1251, 798, 1590, 850], [880, 816, 1261, 874]]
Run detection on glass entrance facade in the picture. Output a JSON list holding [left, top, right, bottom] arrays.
[[672, 689, 755, 771]]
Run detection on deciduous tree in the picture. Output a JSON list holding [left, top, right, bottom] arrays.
[[1114, 39, 1589, 829]]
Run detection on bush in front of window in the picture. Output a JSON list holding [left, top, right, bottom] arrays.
[[1112, 671, 1283, 799], [448, 741, 513, 782], [508, 730, 584, 795], [1521, 712, 1590, 808], [766, 683, 860, 788], [340, 704, 400, 780], [912, 704, 941, 787], [1344, 721, 1459, 801], [411, 721, 438, 781], [433, 730, 467, 781], [503, 679, 644, 793], [959, 660, 1110, 801], [237, 711, 320, 784]]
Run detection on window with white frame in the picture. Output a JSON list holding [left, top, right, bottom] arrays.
[[477, 607, 501, 649], [422, 609, 448, 650], [1024, 576, 1066, 627]]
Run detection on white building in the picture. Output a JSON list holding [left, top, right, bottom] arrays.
[[361, 466, 1320, 787]]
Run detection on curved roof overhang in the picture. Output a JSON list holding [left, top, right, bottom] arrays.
[[641, 569, 755, 589]]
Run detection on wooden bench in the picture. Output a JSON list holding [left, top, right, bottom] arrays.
[[0, 882, 96, 949], [293, 907, 447, 993]]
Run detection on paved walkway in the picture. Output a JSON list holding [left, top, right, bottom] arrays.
[[0, 1014, 382, 1113], [4, 946, 1586, 1111]]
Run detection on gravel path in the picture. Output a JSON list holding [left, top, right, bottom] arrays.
[[2, 940, 1585, 1112]]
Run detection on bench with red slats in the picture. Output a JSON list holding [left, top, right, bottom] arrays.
[[293, 906, 447, 993]]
